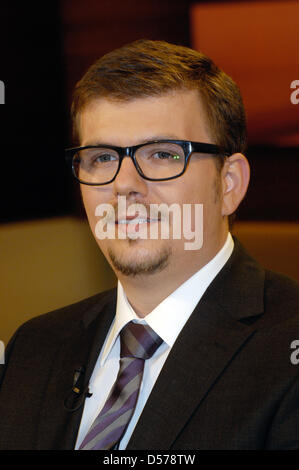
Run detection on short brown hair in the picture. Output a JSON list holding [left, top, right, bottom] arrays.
[[71, 39, 247, 156]]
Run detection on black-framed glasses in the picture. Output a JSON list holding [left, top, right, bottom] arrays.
[[65, 140, 228, 185]]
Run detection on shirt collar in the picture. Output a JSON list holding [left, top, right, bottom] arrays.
[[100, 232, 234, 364]]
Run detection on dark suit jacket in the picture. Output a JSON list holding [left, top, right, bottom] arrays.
[[1, 239, 299, 450]]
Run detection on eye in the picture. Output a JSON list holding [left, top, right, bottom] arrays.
[[152, 152, 181, 160], [82, 151, 119, 167], [94, 153, 118, 163]]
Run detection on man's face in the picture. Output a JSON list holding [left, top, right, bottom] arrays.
[[78, 89, 228, 280]]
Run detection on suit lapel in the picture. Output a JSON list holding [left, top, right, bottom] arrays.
[[82, 288, 117, 385], [62, 293, 117, 450], [35, 289, 117, 450], [127, 239, 265, 449]]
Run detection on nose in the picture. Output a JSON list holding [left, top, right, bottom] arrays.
[[112, 155, 148, 198]]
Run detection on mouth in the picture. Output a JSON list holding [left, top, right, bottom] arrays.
[[116, 218, 160, 225], [115, 213, 160, 224], [115, 214, 161, 236]]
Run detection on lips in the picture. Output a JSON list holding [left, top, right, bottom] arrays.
[[117, 219, 152, 224], [115, 213, 160, 224], [114, 213, 160, 237]]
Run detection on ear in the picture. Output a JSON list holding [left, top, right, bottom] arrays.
[[221, 153, 250, 216]]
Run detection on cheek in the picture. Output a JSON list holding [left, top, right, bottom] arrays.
[[81, 189, 103, 233], [81, 189, 93, 217], [178, 168, 222, 231], [81, 187, 110, 212], [176, 174, 213, 205]]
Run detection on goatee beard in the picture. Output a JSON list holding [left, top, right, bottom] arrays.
[[107, 243, 172, 277]]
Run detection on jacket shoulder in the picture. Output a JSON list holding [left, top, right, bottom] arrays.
[[0, 288, 116, 386], [248, 269, 299, 337], [14, 288, 116, 339], [264, 269, 299, 314]]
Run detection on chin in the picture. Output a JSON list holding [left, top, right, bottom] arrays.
[[107, 242, 172, 277]]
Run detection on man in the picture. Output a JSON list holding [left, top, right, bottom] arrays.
[[0, 39, 299, 450]]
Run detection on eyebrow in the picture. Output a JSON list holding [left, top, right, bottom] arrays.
[[82, 135, 183, 147]]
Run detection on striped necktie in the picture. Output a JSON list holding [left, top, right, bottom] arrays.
[[79, 321, 163, 450]]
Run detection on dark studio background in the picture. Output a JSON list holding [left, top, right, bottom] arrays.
[[1, 0, 299, 343]]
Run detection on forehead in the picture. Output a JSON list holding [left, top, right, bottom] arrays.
[[78, 89, 212, 147]]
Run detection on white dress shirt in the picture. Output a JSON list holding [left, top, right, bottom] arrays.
[[75, 232, 234, 449]]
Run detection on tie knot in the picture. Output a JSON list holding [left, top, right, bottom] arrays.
[[120, 321, 163, 360]]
